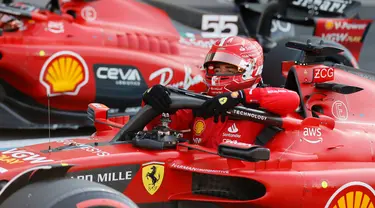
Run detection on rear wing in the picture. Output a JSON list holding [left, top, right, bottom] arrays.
[[313, 18, 373, 62], [290, 0, 362, 18], [242, 0, 372, 61]]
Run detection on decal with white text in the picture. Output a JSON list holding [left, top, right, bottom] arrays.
[[331, 100, 349, 120], [149, 65, 203, 90], [81, 6, 97, 22], [300, 127, 323, 144], [0, 148, 54, 164], [67, 164, 140, 192], [56, 139, 110, 156], [94, 64, 148, 105], [170, 163, 229, 174], [201, 15, 239, 38], [292, 0, 351, 14]]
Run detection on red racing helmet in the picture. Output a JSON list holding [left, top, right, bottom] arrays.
[[203, 36, 264, 96]]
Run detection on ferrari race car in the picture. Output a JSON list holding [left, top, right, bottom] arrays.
[[0, 40, 375, 207], [146, 0, 372, 61], [0, 0, 372, 129]]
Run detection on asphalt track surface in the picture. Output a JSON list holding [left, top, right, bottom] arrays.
[[1, 0, 375, 148]]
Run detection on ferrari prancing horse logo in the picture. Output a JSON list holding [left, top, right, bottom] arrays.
[[142, 162, 165, 195]]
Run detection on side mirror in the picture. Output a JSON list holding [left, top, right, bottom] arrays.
[[218, 140, 270, 162], [301, 116, 335, 130], [87, 103, 125, 132], [281, 61, 296, 78]]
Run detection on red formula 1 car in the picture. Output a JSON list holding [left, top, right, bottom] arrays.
[[0, 0, 209, 129], [0, 0, 372, 130], [0, 40, 374, 207]]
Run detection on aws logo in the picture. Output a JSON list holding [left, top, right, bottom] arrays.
[[39, 51, 89, 96]]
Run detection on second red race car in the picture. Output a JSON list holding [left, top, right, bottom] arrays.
[[0, 0, 372, 130], [0, 40, 374, 208], [0, 0, 209, 129]]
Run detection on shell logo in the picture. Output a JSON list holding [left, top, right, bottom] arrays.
[[325, 21, 335, 30], [39, 51, 89, 96], [325, 182, 375, 208], [194, 120, 205, 136]]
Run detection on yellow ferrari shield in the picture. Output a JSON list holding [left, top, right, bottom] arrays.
[[142, 163, 165, 195], [219, 97, 227, 105]]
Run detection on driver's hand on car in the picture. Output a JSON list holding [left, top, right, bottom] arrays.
[[199, 90, 245, 123], [142, 84, 172, 113]]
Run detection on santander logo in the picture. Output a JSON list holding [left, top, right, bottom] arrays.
[[227, 123, 238, 133], [223, 123, 240, 138]]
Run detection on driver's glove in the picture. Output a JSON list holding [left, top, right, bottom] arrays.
[[142, 84, 171, 113], [199, 90, 245, 123]]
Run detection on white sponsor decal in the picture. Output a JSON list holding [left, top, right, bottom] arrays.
[[171, 163, 229, 174], [91, 103, 108, 109], [334, 22, 367, 30], [314, 68, 334, 79], [292, 0, 350, 14], [57, 139, 110, 156], [47, 21, 64, 33], [232, 109, 267, 121], [300, 127, 323, 144], [149, 65, 203, 90], [1, 148, 54, 164], [222, 133, 241, 138], [0, 167, 8, 173], [266, 89, 289, 94], [96, 67, 141, 86], [81, 6, 97, 22], [303, 127, 322, 137], [227, 123, 238, 133], [271, 20, 292, 33], [223, 123, 241, 138], [321, 33, 361, 43], [73, 171, 132, 182], [201, 15, 239, 38], [193, 137, 202, 144], [331, 100, 348, 120], [222, 139, 252, 147], [179, 36, 217, 48]]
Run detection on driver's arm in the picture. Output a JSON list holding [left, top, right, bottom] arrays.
[[242, 87, 300, 115]]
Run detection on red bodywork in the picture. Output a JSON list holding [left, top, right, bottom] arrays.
[[1, 55, 375, 207], [0, 0, 211, 112]]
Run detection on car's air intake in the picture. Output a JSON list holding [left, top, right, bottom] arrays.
[[192, 173, 266, 201]]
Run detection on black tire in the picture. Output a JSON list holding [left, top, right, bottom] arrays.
[[262, 35, 357, 87], [0, 178, 139, 208]]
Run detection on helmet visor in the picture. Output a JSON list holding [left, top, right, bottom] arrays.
[[204, 52, 251, 75]]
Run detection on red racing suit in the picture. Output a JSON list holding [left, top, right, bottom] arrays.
[[146, 87, 300, 149]]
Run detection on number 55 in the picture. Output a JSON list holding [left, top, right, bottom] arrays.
[[201, 15, 239, 38]]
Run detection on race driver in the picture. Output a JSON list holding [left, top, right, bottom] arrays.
[[143, 36, 300, 148]]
